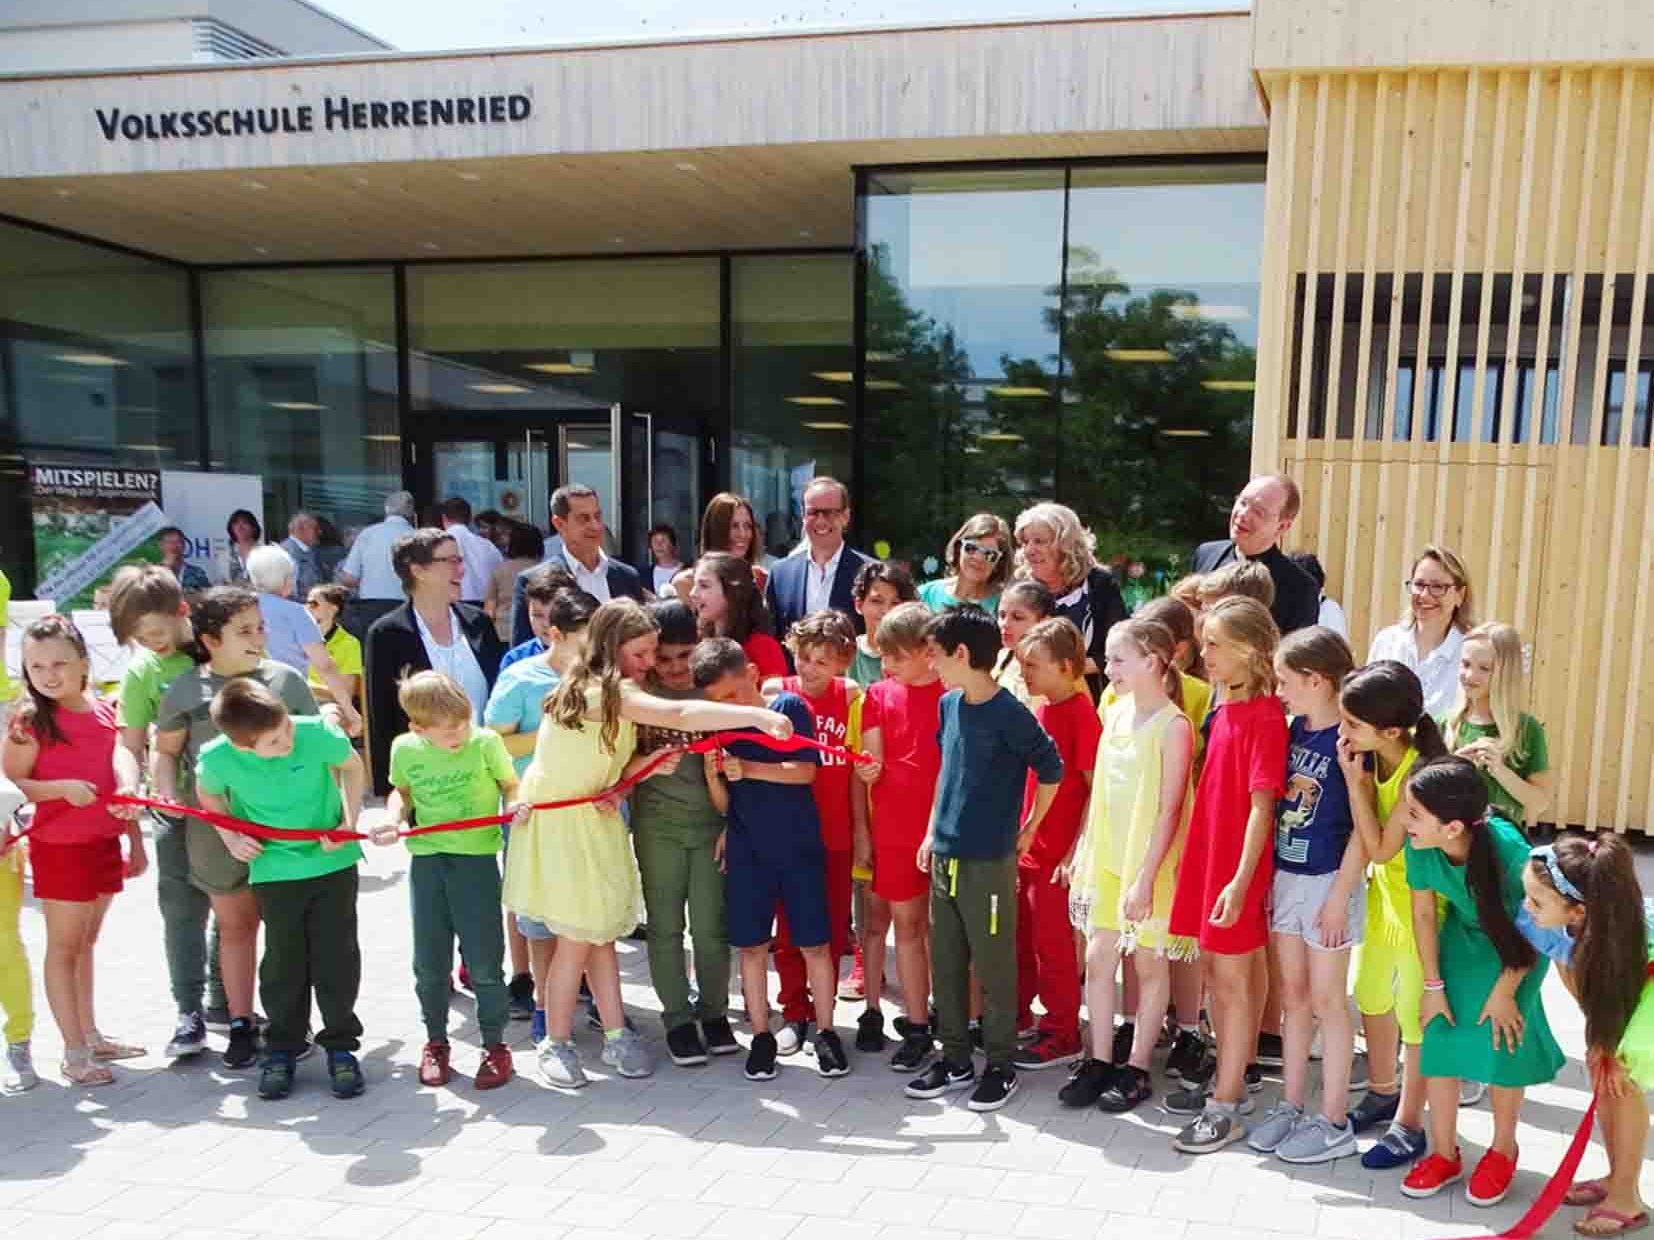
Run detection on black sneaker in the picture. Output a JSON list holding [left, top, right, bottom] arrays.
[[700, 1016, 740, 1056], [257, 1050, 295, 1100], [1348, 1087, 1401, 1134], [327, 1051, 365, 1098], [164, 1011, 207, 1059], [1097, 1064, 1155, 1114], [856, 1009, 886, 1053], [1112, 1021, 1135, 1066], [222, 1018, 259, 1070], [904, 1059, 975, 1099], [968, 1066, 1018, 1112], [1255, 1033, 1285, 1069], [1165, 1079, 1211, 1115], [507, 973, 535, 1021], [1245, 1062, 1264, 1092], [1165, 1029, 1206, 1080], [1057, 1057, 1116, 1108], [744, 1031, 778, 1082], [666, 1022, 707, 1067], [814, 1030, 850, 1079], [889, 1028, 932, 1073]]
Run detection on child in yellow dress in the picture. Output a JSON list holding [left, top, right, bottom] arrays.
[[505, 599, 792, 1090]]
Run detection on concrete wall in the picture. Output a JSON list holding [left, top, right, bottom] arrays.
[[0, 20, 194, 72]]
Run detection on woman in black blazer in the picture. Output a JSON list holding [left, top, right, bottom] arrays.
[[364, 527, 505, 795]]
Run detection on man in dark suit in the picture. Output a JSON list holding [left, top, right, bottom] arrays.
[[1191, 473, 1321, 635], [509, 484, 644, 647], [765, 475, 873, 639]]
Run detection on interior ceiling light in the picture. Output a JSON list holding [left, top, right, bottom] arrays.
[[362, 434, 401, 442], [801, 421, 852, 430], [54, 352, 126, 366], [811, 371, 854, 383], [1105, 348, 1174, 363], [1172, 304, 1251, 321], [270, 401, 326, 411], [865, 350, 900, 363], [785, 395, 845, 407], [468, 382, 532, 394], [978, 431, 1026, 442], [865, 379, 904, 391], [1201, 379, 1257, 392], [525, 362, 595, 375], [986, 386, 1048, 398], [1162, 428, 1213, 438]]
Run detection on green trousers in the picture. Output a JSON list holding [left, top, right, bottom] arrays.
[[409, 852, 508, 1046], [930, 853, 1019, 1070], [154, 817, 226, 1016], [633, 817, 729, 1031], [254, 866, 362, 1054]]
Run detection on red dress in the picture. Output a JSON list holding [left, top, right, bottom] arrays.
[[1168, 693, 1288, 955], [861, 677, 945, 903]]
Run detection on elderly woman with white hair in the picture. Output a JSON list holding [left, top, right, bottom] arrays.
[[1012, 501, 1128, 693], [246, 544, 362, 735]]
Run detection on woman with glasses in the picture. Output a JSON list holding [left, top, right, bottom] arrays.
[[1012, 502, 1129, 698], [363, 528, 506, 795], [1368, 546, 1475, 718], [918, 514, 1013, 618]]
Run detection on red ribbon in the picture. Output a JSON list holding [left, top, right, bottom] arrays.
[[98, 730, 867, 844]]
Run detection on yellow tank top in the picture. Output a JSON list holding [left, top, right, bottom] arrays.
[[1369, 745, 1420, 945]]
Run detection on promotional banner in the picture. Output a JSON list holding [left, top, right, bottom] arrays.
[[29, 464, 165, 609], [159, 470, 265, 583]]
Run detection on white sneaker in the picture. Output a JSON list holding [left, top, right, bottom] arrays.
[[1, 1042, 38, 1094], [1459, 1080, 1487, 1106], [775, 1019, 808, 1057], [537, 1038, 587, 1090]]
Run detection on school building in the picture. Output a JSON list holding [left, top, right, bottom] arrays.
[[0, 0, 1650, 831]]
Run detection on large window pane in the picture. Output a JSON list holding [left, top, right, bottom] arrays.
[[0, 220, 197, 592], [861, 169, 1064, 567], [1062, 164, 1265, 572], [730, 254, 853, 560], [203, 268, 400, 547]]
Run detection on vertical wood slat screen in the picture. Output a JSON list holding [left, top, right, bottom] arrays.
[[1251, 66, 1654, 833]]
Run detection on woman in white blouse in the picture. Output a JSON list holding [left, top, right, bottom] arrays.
[[1366, 545, 1474, 717]]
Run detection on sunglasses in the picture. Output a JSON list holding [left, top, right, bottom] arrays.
[[960, 539, 1002, 564]]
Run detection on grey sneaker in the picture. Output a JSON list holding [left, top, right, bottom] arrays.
[[537, 1038, 588, 1090], [1173, 1104, 1248, 1154], [1, 1042, 38, 1094], [1276, 1113, 1358, 1164], [1246, 1100, 1304, 1153], [1459, 1079, 1487, 1106], [1165, 1079, 1255, 1116], [599, 1027, 654, 1079]]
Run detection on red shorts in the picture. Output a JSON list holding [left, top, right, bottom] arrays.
[[30, 835, 124, 903], [871, 830, 929, 904]]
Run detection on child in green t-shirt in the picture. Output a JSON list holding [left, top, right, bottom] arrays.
[[371, 671, 521, 1092], [194, 677, 367, 1102], [108, 565, 226, 1060], [1440, 622, 1553, 833]]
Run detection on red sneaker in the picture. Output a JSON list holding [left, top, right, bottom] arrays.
[[419, 1040, 452, 1087], [475, 1043, 514, 1091], [1010, 1031, 1083, 1070], [1402, 1151, 1464, 1199], [1467, 1147, 1518, 1207], [839, 947, 866, 1002]]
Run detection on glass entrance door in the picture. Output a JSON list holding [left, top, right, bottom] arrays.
[[431, 429, 550, 531], [620, 407, 705, 570]]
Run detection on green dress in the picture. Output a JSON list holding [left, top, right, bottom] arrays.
[[1405, 814, 1565, 1087]]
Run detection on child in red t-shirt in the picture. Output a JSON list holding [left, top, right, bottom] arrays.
[[1167, 597, 1288, 1154], [1010, 619, 1101, 1071], [764, 611, 861, 1056], [855, 602, 945, 1068]]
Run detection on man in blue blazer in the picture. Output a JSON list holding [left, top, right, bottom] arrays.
[[510, 484, 643, 647], [765, 475, 873, 640]]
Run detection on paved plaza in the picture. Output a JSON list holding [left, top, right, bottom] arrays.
[[2, 814, 1650, 1240]]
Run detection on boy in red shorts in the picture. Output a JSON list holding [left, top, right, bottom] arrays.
[[1009, 619, 1100, 1072], [765, 610, 860, 1057], [856, 602, 945, 1068]]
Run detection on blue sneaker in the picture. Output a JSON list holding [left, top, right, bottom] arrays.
[[1361, 1122, 1427, 1170], [530, 1008, 547, 1043], [327, 1050, 365, 1099], [257, 1050, 295, 1100]]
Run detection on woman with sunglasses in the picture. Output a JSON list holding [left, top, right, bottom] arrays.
[[1367, 546, 1475, 718], [917, 514, 1014, 619]]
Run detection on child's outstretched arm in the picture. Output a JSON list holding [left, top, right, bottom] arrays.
[[719, 753, 815, 786], [618, 684, 792, 741]]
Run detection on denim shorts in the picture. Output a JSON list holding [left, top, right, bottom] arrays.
[[514, 914, 555, 941]]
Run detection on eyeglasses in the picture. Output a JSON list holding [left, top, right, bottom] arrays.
[[803, 506, 844, 520], [960, 539, 1002, 564], [1406, 578, 1456, 599]]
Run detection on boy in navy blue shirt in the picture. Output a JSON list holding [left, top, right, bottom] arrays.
[[906, 607, 1063, 1112], [693, 638, 849, 1083]]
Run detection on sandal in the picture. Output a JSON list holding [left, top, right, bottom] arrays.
[[62, 1050, 114, 1087], [1570, 1182, 1613, 1208], [1575, 1207, 1651, 1237], [88, 1034, 146, 1061]]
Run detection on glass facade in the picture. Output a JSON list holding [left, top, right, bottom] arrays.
[[859, 161, 1266, 579]]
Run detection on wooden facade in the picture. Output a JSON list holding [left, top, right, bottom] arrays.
[[1250, 62, 1654, 832]]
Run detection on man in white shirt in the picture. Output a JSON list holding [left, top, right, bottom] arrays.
[[439, 496, 504, 604], [509, 484, 643, 645], [337, 490, 417, 637]]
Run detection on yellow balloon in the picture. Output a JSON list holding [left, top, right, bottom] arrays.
[[873, 539, 891, 559]]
